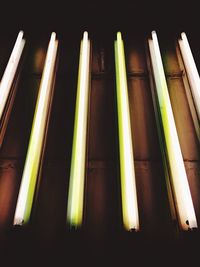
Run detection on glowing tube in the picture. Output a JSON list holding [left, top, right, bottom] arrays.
[[67, 32, 90, 227], [114, 32, 139, 231], [0, 31, 25, 120], [179, 32, 200, 120], [148, 31, 197, 230], [13, 33, 58, 225]]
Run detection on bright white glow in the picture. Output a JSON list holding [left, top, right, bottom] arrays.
[[179, 33, 200, 120], [67, 31, 90, 227], [0, 31, 25, 120], [149, 31, 197, 230], [13, 32, 58, 225], [114, 32, 139, 231]]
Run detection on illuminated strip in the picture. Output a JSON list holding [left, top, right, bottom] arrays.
[[13, 33, 58, 225], [114, 32, 139, 231], [179, 33, 200, 120], [67, 32, 90, 227], [0, 31, 25, 120], [148, 31, 197, 230]]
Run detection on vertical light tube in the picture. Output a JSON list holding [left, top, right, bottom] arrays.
[[148, 31, 197, 230], [0, 31, 25, 120], [114, 32, 139, 231], [178, 33, 200, 120], [13, 33, 58, 225], [67, 32, 90, 227]]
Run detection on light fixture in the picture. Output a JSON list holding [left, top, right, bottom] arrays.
[[0, 31, 25, 146], [148, 31, 197, 230], [114, 32, 139, 231], [13, 32, 58, 225], [67, 31, 91, 228], [178, 32, 200, 121]]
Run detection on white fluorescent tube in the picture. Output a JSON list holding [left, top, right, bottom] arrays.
[[179, 33, 200, 121], [0, 31, 25, 120], [148, 31, 197, 230], [67, 31, 90, 227], [114, 32, 139, 231], [13, 32, 58, 225]]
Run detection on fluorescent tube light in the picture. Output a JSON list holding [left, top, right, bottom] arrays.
[[179, 32, 200, 121], [13, 32, 58, 225], [148, 31, 197, 230], [67, 31, 91, 228], [114, 32, 139, 231], [0, 31, 25, 146]]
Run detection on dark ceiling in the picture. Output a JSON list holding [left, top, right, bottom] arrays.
[[1, 0, 199, 34]]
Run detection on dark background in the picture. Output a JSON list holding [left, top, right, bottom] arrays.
[[0, 0, 199, 32]]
